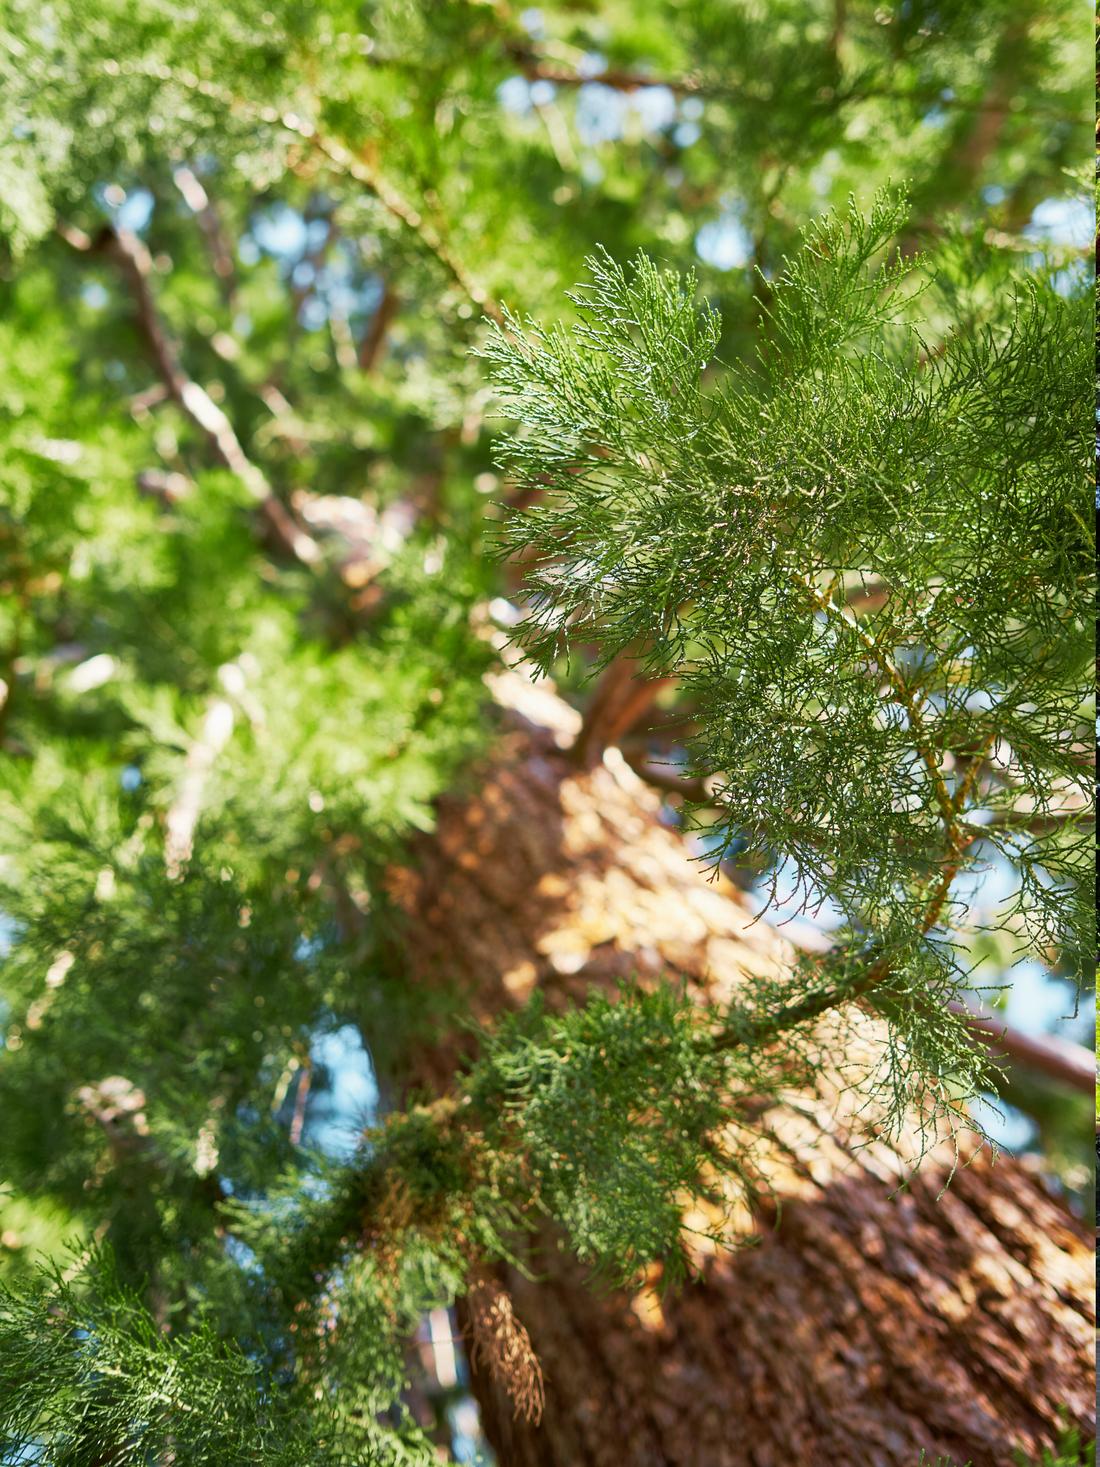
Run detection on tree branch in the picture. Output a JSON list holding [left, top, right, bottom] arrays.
[[103, 63, 505, 336], [503, 46, 1085, 124], [173, 166, 238, 302], [706, 954, 1095, 1095], [569, 654, 675, 768], [306, 129, 506, 327], [57, 220, 321, 567], [289, 1058, 313, 1147], [500, 45, 709, 97], [944, 1000, 1095, 1095], [622, 751, 711, 805], [357, 283, 399, 372]]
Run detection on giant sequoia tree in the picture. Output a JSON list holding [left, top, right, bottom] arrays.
[[0, 2, 1094, 1464]]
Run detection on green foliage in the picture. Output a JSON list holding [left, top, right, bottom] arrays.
[[0, 0, 1092, 1452], [0, 1184, 75, 1285], [469, 984, 748, 1286], [0, 1245, 443, 1466], [485, 194, 1093, 1125], [466, 967, 990, 1282], [1012, 1416, 1089, 1467]]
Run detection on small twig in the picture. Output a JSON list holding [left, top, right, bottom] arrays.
[[503, 48, 707, 96], [84, 63, 503, 330], [707, 950, 897, 1053], [307, 130, 505, 327], [956, 809, 1093, 845], [706, 904, 1095, 1095], [289, 1059, 313, 1146]]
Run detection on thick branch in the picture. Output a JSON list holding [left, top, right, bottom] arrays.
[[708, 961, 1095, 1095], [623, 752, 710, 805], [708, 956, 891, 1053], [569, 655, 674, 768], [623, 735, 1093, 1091]]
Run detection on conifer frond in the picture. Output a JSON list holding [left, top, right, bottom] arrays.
[[0, 1247, 403, 1465], [484, 191, 1094, 1062]]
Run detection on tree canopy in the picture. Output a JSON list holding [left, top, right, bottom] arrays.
[[0, 0, 1093, 1462]]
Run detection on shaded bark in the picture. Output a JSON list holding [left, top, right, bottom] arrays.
[[460, 1150, 1092, 1467], [386, 663, 1094, 1466]]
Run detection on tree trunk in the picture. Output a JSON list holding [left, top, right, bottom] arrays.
[[459, 1150, 1092, 1467], [388, 663, 1095, 1467]]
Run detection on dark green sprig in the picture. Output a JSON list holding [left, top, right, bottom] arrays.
[[0, 1246, 384, 1466]]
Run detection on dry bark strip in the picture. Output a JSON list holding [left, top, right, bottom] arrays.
[[385, 665, 1094, 1467]]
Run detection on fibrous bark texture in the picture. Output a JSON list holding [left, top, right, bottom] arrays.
[[388, 664, 1095, 1467], [460, 1151, 1093, 1467]]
